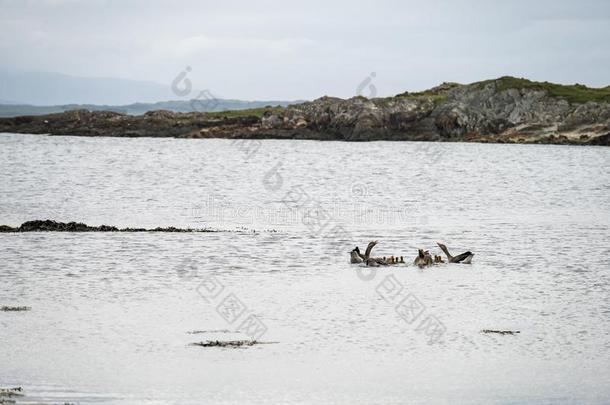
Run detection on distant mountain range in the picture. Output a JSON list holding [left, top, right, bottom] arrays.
[[0, 69, 178, 105], [0, 69, 299, 116], [0, 99, 300, 118]]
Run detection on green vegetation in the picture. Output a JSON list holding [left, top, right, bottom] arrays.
[[204, 106, 284, 119], [391, 82, 460, 105], [411, 93, 447, 104], [475, 76, 610, 104], [388, 92, 447, 106], [372, 97, 395, 107]]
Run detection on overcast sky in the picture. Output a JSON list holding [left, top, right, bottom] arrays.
[[0, 0, 609, 100]]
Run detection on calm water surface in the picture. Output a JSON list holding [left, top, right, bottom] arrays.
[[1, 133, 610, 404]]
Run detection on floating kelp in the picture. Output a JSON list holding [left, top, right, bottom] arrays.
[[0, 386, 76, 405], [1, 306, 31, 312], [0, 220, 281, 233], [0, 386, 24, 398], [0, 220, 217, 233], [190, 340, 276, 348], [187, 329, 233, 334], [481, 329, 520, 335]]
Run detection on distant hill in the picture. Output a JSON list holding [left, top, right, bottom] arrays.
[[0, 99, 301, 118], [0, 69, 299, 116], [0, 69, 180, 105], [0, 69, 300, 110]]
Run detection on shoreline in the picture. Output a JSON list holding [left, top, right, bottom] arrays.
[[2, 129, 608, 147], [1, 77, 609, 147]]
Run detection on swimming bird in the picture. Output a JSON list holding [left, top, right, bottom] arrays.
[[364, 240, 378, 260], [436, 242, 474, 264], [349, 241, 378, 264], [363, 241, 391, 266], [365, 257, 389, 266], [350, 247, 364, 263], [351, 241, 403, 266], [413, 249, 433, 268], [424, 250, 433, 266]]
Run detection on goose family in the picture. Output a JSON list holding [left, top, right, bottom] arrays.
[[350, 241, 473, 267]]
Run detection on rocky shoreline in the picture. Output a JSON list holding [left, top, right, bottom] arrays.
[[0, 77, 608, 145], [0, 220, 216, 233]]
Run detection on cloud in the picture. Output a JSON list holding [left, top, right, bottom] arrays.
[[0, 0, 609, 100], [155, 35, 315, 57]]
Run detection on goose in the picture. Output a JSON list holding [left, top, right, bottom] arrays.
[[413, 249, 433, 268], [365, 257, 389, 266], [364, 240, 378, 259], [424, 250, 433, 266], [349, 241, 377, 264], [363, 241, 391, 266], [437, 242, 474, 264], [350, 247, 365, 263], [350, 248, 363, 263]]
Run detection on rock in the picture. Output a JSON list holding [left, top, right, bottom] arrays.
[[0, 220, 218, 233], [1, 306, 31, 311], [190, 340, 260, 348], [0, 387, 24, 398], [481, 329, 520, 335], [589, 133, 610, 146]]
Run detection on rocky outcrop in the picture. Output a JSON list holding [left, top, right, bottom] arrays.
[[0, 109, 260, 138], [0, 306, 31, 311], [0, 387, 24, 400], [0, 220, 215, 232], [189, 340, 274, 348], [481, 330, 521, 335], [1, 77, 608, 145]]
